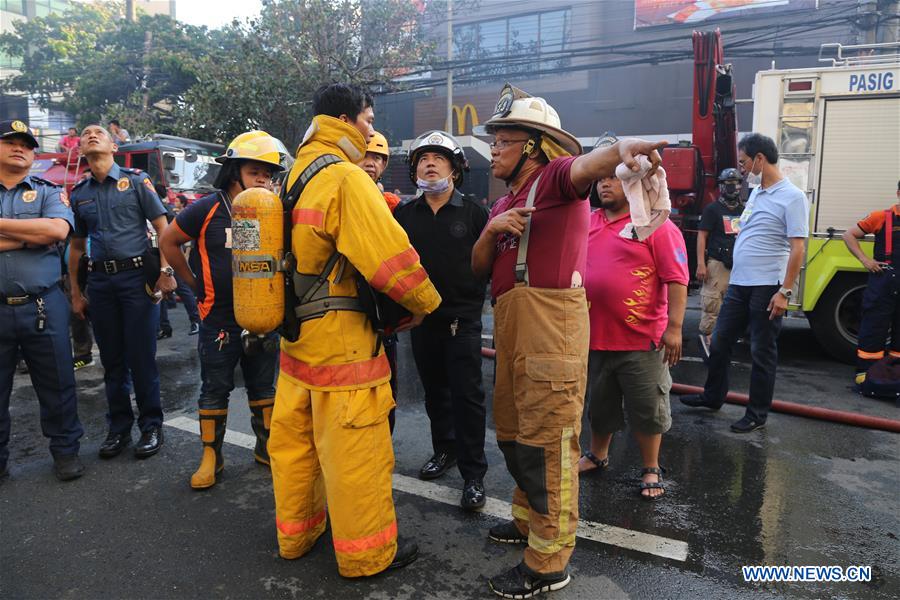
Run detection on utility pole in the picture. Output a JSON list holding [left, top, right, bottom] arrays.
[[879, 0, 900, 44], [126, 0, 136, 22], [857, 0, 879, 44], [141, 30, 152, 117], [446, 0, 453, 134]]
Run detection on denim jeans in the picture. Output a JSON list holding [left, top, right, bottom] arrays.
[[197, 323, 277, 410], [702, 284, 782, 422]]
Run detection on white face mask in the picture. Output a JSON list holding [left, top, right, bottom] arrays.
[[416, 174, 452, 194], [745, 157, 762, 188]]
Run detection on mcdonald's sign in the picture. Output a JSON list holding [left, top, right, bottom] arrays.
[[451, 103, 479, 135]]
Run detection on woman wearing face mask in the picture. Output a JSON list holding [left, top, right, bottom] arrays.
[[394, 130, 491, 511]]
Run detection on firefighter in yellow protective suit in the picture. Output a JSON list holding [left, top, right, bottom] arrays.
[[268, 83, 441, 578]]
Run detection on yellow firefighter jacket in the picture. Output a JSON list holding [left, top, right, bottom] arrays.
[[280, 115, 441, 391]]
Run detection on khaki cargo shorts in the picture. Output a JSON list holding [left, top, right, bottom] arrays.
[[585, 349, 672, 435]]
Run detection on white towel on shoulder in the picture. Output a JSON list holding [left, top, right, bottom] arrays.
[[615, 156, 671, 241]]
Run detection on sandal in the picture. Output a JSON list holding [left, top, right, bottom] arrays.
[[578, 452, 609, 474], [638, 466, 666, 501]]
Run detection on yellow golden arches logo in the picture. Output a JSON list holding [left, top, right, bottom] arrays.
[[451, 104, 479, 136], [11, 120, 27, 133]]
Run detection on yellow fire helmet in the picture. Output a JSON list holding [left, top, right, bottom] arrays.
[[366, 131, 390, 165], [216, 130, 288, 171]]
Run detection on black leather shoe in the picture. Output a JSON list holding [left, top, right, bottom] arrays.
[[98, 432, 132, 458], [53, 454, 85, 481], [134, 427, 163, 458], [679, 393, 721, 411], [461, 479, 486, 511], [386, 536, 419, 571], [418, 452, 456, 480], [157, 327, 173, 340], [731, 415, 766, 433]]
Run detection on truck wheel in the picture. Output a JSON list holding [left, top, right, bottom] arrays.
[[806, 273, 867, 364]]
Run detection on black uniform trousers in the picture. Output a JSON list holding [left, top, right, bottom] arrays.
[[410, 315, 487, 480], [857, 269, 900, 374]]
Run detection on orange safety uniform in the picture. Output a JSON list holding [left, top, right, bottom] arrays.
[[269, 114, 440, 577]]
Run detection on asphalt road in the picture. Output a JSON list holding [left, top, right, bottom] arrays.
[[2, 294, 897, 599]]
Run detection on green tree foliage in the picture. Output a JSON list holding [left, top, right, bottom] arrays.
[[1, 0, 443, 148], [177, 0, 440, 148], [0, 1, 212, 134]]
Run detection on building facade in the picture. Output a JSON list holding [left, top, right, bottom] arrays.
[[376, 0, 895, 201]]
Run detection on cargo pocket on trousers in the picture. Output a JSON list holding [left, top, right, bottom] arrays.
[[525, 356, 579, 392], [338, 386, 395, 429]]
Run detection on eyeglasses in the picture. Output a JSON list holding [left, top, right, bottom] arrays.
[[489, 138, 531, 150]]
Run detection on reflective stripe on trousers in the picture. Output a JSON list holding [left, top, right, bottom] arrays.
[[269, 375, 397, 577], [493, 285, 589, 575]]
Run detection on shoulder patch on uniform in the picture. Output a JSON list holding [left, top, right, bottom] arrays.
[[117, 177, 131, 192], [22, 190, 37, 203], [60, 190, 70, 208], [143, 177, 156, 192], [30, 176, 61, 188]]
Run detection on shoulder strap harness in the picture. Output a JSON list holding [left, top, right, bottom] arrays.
[[514, 174, 542, 286], [280, 154, 374, 343]]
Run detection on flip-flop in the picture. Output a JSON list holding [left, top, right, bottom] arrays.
[[579, 451, 609, 473], [638, 466, 666, 501]]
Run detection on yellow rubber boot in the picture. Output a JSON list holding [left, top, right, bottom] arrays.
[[249, 398, 275, 466], [191, 410, 227, 489]]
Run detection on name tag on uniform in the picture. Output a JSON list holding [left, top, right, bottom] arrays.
[[225, 227, 232, 249]]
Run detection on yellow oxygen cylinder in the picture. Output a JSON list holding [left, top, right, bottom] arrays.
[[231, 187, 284, 334]]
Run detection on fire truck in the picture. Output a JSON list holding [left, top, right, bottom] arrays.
[[663, 34, 900, 363], [31, 134, 224, 205], [752, 42, 900, 363]]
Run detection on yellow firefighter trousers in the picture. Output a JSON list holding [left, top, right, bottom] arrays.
[[493, 286, 589, 576], [269, 375, 397, 577]]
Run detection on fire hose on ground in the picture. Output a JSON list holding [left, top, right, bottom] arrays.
[[479, 347, 900, 434]]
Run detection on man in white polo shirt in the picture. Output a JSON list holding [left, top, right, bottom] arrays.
[[680, 133, 809, 432]]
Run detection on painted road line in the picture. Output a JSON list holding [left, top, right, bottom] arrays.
[[390, 472, 689, 562], [164, 416, 689, 563]]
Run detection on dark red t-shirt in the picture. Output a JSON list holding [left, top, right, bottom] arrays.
[[487, 157, 589, 298]]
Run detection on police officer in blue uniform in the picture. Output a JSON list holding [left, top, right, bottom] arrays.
[[0, 118, 85, 481], [68, 124, 175, 460]]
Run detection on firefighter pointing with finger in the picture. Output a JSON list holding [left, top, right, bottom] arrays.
[[471, 84, 666, 597]]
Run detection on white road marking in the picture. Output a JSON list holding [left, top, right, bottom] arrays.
[[164, 416, 690, 563]]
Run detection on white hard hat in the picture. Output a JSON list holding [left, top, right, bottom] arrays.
[[474, 84, 581, 156]]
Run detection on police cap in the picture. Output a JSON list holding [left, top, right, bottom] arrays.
[[0, 119, 39, 149]]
